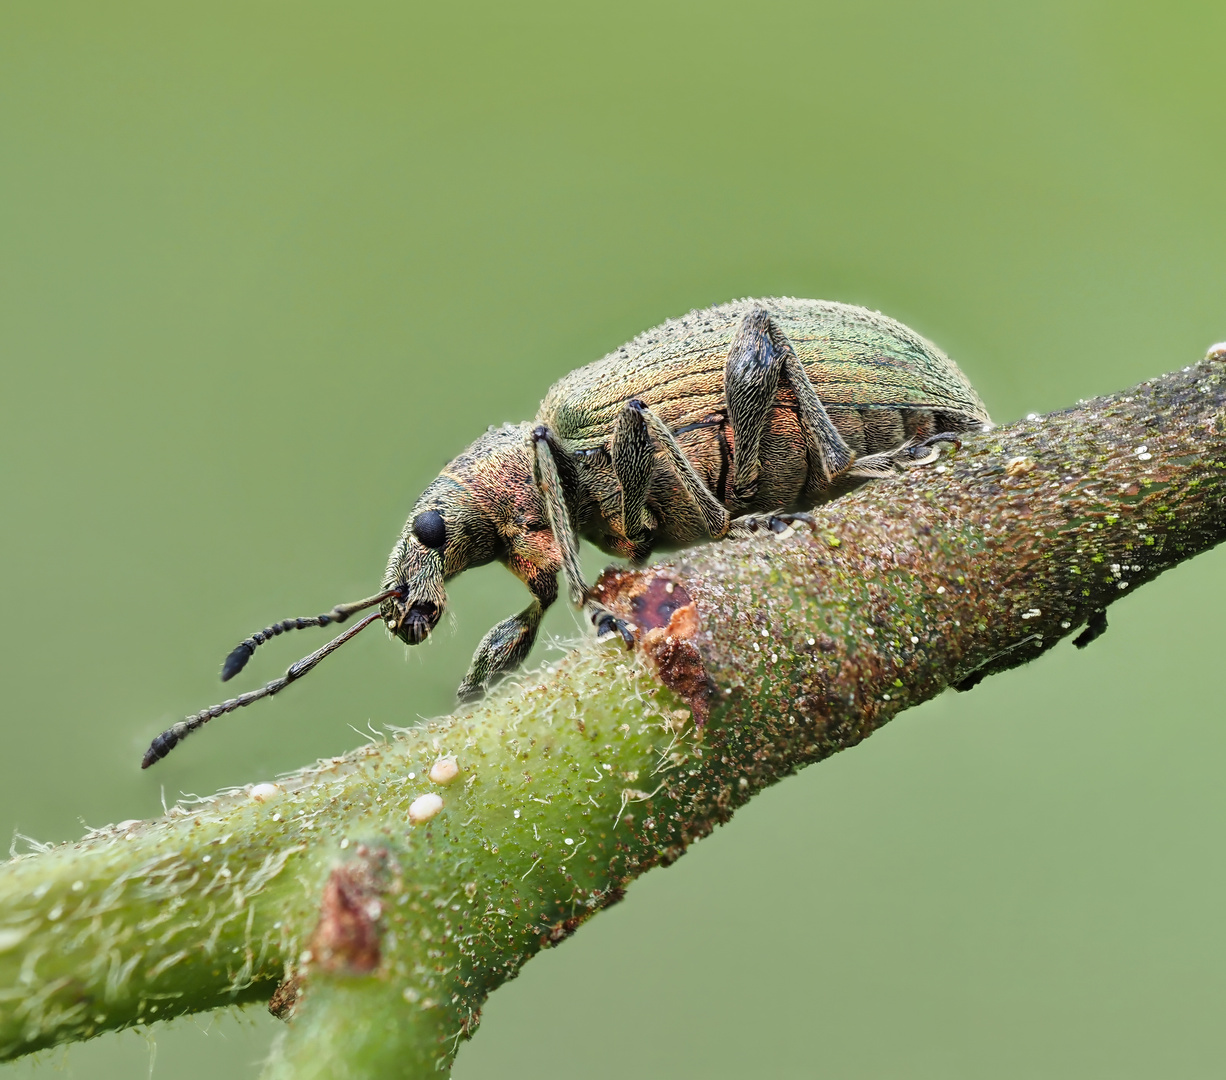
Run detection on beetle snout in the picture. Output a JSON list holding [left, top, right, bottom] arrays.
[[386, 599, 441, 645]]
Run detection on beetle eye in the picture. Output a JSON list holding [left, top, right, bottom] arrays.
[[412, 510, 447, 549]]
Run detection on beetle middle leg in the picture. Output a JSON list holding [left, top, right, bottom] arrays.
[[611, 398, 731, 545], [532, 425, 636, 647]]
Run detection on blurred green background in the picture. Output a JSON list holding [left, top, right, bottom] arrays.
[[3, 1, 1225, 1076]]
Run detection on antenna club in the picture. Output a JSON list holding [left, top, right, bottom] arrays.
[[221, 643, 254, 682], [144, 608, 386, 767], [215, 589, 399, 685], [141, 722, 187, 769]]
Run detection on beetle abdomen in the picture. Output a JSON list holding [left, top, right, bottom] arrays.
[[538, 297, 989, 549]]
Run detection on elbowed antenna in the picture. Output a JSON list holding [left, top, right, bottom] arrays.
[[141, 609, 386, 768], [221, 586, 403, 681]]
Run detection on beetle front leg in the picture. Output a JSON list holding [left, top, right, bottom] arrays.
[[457, 593, 552, 703], [725, 308, 855, 500], [457, 534, 565, 702], [532, 425, 636, 647]]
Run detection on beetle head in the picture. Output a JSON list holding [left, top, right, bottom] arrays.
[[381, 524, 446, 645], [141, 425, 541, 767], [381, 423, 535, 647]]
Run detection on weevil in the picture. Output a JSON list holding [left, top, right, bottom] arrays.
[[142, 297, 990, 767]]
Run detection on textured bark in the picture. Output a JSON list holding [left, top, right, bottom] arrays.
[[2, 353, 1225, 1078]]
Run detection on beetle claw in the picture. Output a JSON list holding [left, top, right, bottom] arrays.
[[910, 432, 962, 459], [765, 512, 816, 533], [728, 511, 818, 539], [594, 611, 636, 648]]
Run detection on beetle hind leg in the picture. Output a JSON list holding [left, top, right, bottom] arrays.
[[844, 431, 963, 479], [727, 511, 817, 539]]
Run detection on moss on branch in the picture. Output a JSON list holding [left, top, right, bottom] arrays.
[[4, 353, 1226, 1077]]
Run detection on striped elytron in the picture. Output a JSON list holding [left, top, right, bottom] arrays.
[[143, 297, 990, 766]]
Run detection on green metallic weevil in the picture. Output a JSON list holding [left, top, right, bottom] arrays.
[[142, 297, 990, 767]]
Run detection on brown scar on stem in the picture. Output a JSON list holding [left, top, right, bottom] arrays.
[[596, 569, 714, 725], [269, 853, 388, 1016], [311, 861, 384, 973]]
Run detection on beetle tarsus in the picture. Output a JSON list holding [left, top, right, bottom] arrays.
[[919, 431, 963, 454], [456, 595, 551, 704], [846, 430, 962, 477], [952, 669, 987, 693], [906, 431, 962, 462], [728, 511, 817, 538], [594, 610, 636, 648]]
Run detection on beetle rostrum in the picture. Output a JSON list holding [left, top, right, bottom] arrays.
[[142, 297, 990, 767]]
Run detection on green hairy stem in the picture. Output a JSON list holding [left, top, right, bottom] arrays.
[[4, 354, 1226, 1078]]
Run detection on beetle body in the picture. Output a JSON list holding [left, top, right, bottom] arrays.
[[142, 297, 989, 766]]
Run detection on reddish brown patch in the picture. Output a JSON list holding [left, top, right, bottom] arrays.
[[644, 628, 713, 725], [309, 861, 384, 974], [592, 567, 644, 609], [595, 569, 714, 725], [628, 574, 693, 631]]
